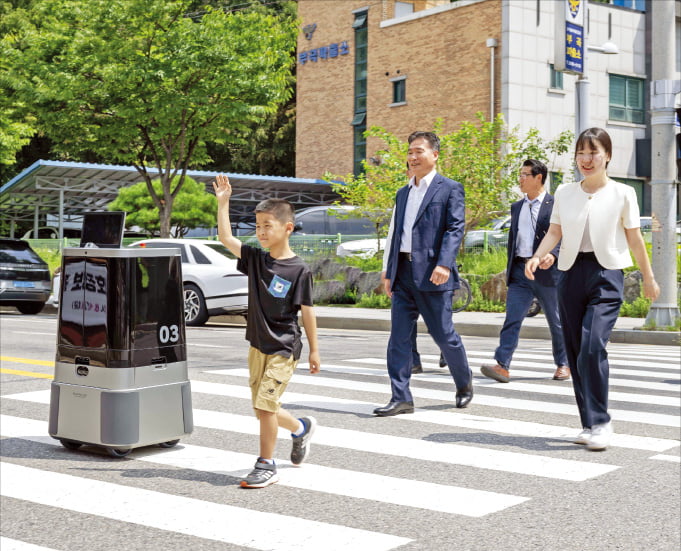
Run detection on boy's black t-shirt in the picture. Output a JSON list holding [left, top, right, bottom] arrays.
[[237, 244, 313, 360]]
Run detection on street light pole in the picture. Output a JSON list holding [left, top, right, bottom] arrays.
[[574, 31, 618, 179], [646, 0, 680, 327]]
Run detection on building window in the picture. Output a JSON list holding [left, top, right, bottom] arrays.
[[609, 74, 645, 124], [591, 0, 645, 10], [612, 0, 645, 11], [549, 64, 563, 90], [391, 77, 406, 105], [352, 10, 368, 176]]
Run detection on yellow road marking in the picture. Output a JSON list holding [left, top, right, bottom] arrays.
[[1, 356, 54, 367], [0, 356, 54, 379], [0, 368, 53, 380]]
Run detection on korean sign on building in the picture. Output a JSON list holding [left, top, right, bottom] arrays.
[[299, 41, 350, 65], [554, 0, 585, 75]]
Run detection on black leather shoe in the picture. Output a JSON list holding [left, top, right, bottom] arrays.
[[455, 383, 473, 408], [373, 401, 414, 417], [411, 365, 423, 374]]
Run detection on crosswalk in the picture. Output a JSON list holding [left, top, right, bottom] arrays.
[[2, 344, 680, 550]]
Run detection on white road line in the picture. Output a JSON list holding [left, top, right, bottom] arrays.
[[7, 332, 55, 336], [0, 463, 411, 551], [0, 393, 619, 481], [0, 416, 529, 518], [7, 381, 679, 451], [464, 351, 681, 371], [334, 361, 680, 393], [189, 380, 678, 452], [649, 454, 681, 463], [349, 356, 681, 383], [0, 538, 56, 551], [192, 409, 619, 481], [269, 365, 680, 427], [187, 344, 224, 348]]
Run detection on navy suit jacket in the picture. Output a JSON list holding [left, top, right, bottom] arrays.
[[506, 193, 560, 287], [385, 173, 465, 292]]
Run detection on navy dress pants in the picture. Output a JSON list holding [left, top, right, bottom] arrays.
[[495, 259, 568, 369], [557, 252, 623, 429], [387, 257, 471, 403]]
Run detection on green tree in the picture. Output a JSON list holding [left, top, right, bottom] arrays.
[[0, 1, 36, 166], [108, 177, 215, 237], [328, 114, 573, 246], [4, 0, 297, 236]]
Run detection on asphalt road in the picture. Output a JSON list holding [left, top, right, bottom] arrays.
[[1, 311, 680, 551]]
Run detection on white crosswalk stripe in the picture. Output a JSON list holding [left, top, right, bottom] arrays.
[[2, 345, 679, 550], [0, 416, 529, 517], [0, 537, 56, 551], [1, 462, 411, 551], [0, 393, 620, 480]]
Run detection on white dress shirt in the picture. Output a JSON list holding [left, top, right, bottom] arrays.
[[550, 179, 640, 270], [515, 191, 546, 258], [400, 169, 436, 253]]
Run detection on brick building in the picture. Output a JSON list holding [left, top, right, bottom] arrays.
[[295, 0, 681, 216], [296, 0, 501, 179]]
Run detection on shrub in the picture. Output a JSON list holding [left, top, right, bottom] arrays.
[[355, 292, 391, 309]]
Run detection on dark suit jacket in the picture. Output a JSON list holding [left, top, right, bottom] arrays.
[[506, 193, 560, 287], [385, 173, 465, 292]]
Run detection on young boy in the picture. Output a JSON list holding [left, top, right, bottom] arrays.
[[214, 174, 321, 488]]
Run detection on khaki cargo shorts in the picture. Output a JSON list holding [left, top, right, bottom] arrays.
[[248, 346, 298, 414]]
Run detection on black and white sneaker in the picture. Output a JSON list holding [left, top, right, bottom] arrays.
[[290, 416, 317, 466], [240, 458, 279, 488]]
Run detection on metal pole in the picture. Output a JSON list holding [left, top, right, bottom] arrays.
[[58, 189, 64, 241], [574, 0, 589, 181], [33, 205, 39, 238], [487, 38, 497, 120], [645, 0, 680, 327]]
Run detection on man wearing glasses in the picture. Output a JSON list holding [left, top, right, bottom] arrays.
[[480, 159, 570, 383]]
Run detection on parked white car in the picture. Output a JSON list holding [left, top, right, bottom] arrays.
[[336, 237, 386, 258], [127, 239, 248, 326]]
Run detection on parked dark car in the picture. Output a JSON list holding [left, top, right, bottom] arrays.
[[292, 205, 376, 236], [0, 239, 52, 314]]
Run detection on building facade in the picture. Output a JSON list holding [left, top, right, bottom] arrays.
[[295, 0, 681, 215]]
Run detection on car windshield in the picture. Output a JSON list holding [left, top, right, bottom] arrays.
[[204, 243, 237, 260], [0, 242, 46, 265]]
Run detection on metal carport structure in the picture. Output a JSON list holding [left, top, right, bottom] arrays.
[[0, 160, 340, 237]]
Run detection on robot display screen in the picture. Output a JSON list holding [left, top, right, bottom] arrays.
[[80, 211, 126, 248]]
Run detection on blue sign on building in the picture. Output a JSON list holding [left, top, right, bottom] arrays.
[[565, 21, 584, 74], [299, 41, 349, 65]]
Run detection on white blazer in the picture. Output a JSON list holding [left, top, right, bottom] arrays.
[[550, 179, 640, 271]]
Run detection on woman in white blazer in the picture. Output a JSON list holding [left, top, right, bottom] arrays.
[[525, 128, 659, 451]]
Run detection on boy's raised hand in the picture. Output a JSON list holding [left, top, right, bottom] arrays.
[[213, 174, 232, 203]]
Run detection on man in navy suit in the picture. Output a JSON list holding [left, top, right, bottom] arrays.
[[481, 159, 569, 383], [375, 131, 473, 416]]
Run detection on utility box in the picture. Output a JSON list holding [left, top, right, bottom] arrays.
[[48, 247, 193, 457]]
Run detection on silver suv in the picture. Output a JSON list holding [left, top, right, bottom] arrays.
[[0, 239, 52, 314]]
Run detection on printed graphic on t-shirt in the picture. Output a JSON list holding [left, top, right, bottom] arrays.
[[268, 274, 292, 298]]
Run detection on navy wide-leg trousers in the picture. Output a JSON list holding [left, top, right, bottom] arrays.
[[557, 253, 623, 429]]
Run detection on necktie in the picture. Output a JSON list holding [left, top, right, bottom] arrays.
[[530, 200, 538, 233]]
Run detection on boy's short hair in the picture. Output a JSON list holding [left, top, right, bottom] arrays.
[[254, 198, 295, 225]]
